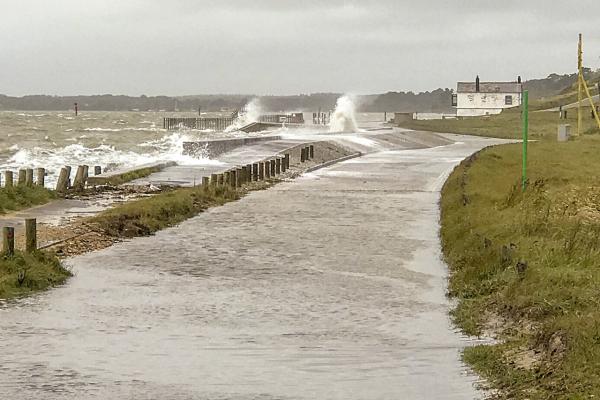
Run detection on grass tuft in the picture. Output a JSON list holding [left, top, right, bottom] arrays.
[[0, 251, 71, 299], [0, 185, 56, 214]]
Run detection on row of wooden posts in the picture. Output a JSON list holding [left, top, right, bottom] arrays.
[[1, 166, 102, 192], [2, 218, 37, 256], [201, 145, 314, 188]]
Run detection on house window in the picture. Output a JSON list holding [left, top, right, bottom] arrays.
[[451, 94, 457, 106], [505, 95, 513, 105]]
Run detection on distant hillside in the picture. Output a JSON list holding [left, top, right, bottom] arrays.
[[524, 68, 600, 99], [0, 90, 455, 113]]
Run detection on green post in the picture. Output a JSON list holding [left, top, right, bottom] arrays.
[[522, 90, 529, 191]]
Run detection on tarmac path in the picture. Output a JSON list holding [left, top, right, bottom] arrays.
[[0, 132, 506, 399]]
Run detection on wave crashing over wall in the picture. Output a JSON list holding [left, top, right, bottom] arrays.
[[329, 95, 359, 133]]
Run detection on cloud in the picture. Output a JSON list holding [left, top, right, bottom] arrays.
[[1, 0, 600, 95]]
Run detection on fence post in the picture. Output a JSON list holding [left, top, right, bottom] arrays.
[[270, 159, 276, 176], [264, 161, 271, 179], [210, 173, 218, 186], [275, 158, 281, 174], [2, 227, 15, 256], [202, 176, 209, 187], [259, 162, 265, 180], [25, 169, 34, 187], [252, 163, 259, 181], [56, 168, 70, 193], [18, 169, 26, 185], [230, 169, 237, 188], [25, 218, 37, 253], [236, 168, 243, 187], [4, 171, 14, 188], [309, 145, 314, 159], [73, 165, 86, 191], [35, 168, 45, 187]]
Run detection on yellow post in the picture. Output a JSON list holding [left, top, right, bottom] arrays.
[[578, 33, 583, 136], [581, 76, 600, 129]]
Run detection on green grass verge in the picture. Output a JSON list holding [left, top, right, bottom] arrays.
[[92, 184, 244, 237], [0, 185, 56, 214], [442, 137, 600, 398], [0, 251, 71, 299], [400, 106, 599, 139]]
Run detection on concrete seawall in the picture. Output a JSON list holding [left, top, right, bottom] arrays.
[[183, 136, 282, 158]]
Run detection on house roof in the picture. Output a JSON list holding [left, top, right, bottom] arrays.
[[457, 82, 522, 93]]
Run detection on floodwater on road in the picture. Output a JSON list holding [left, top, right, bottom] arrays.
[[0, 134, 505, 399]]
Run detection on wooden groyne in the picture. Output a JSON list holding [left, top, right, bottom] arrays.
[[163, 117, 235, 131], [163, 113, 305, 131]]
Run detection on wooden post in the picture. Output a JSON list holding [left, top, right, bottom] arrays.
[[229, 170, 237, 188], [264, 161, 271, 179], [268, 159, 274, 176], [94, 166, 102, 175], [65, 166, 72, 189], [2, 227, 15, 256], [224, 171, 230, 185], [25, 218, 37, 253], [25, 169, 34, 187], [241, 166, 248, 184], [259, 162, 265, 180], [284, 154, 290, 170], [300, 148, 306, 162], [252, 163, 259, 181], [202, 176, 209, 187], [309, 145, 314, 159], [236, 168, 243, 187], [275, 158, 281, 174], [246, 164, 252, 181], [56, 167, 70, 192], [4, 171, 14, 188], [210, 173, 218, 186], [218, 173, 224, 186], [35, 168, 45, 187], [73, 165, 85, 191], [18, 169, 26, 185]]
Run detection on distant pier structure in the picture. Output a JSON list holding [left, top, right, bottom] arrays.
[[163, 112, 304, 131]]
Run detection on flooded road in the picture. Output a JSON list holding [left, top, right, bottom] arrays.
[[0, 133, 505, 399]]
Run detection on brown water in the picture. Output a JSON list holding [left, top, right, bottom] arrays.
[[0, 134, 504, 399]]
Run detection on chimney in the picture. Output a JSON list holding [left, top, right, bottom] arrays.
[[475, 75, 480, 92], [518, 76, 522, 84]]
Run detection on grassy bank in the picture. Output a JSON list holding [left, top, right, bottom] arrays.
[[0, 251, 71, 299], [401, 106, 599, 139], [0, 185, 56, 214], [92, 183, 247, 238], [442, 137, 600, 398]]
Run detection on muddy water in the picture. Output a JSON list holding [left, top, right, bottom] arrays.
[[0, 134, 504, 399]]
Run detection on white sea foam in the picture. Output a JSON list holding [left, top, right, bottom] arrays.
[[0, 132, 223, 186]]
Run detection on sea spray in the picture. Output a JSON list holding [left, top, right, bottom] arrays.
[[1, 132, 223, 186], [225, 98, 263, 132], [329, 95, 359, 133]]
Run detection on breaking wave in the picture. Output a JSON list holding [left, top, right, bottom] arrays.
[[329, 95, 359, 133], [1, 132, 222, 186]]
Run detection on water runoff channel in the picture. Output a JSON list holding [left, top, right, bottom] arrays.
[[0, 115, 511, 399]]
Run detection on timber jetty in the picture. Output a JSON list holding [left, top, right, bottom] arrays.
[[163, 113, 305, 132]]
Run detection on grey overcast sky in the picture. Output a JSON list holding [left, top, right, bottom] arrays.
[[2, 0, 600, 96]]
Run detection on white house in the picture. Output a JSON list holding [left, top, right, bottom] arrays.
[[452, 76, 523, 117]]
